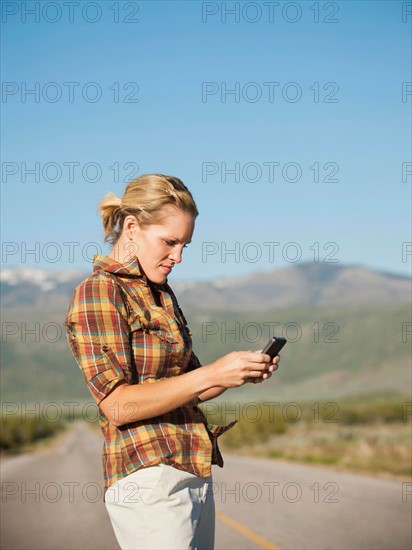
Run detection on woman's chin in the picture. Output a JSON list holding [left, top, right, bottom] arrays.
[[147, 268, 169, 284]]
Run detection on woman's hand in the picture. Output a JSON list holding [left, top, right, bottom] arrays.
[[246, 354, 280, 384], [207, 351, 279, 388]]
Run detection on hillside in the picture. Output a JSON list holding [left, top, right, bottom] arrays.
[[174, 263, 411, 311], [1, 263, 411, 403], [1, 262, 410, 309]]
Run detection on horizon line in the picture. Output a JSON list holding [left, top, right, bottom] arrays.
[[1, 261, 410, 283]]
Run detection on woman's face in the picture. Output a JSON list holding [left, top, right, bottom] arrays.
[[128, 206, 195, 284]]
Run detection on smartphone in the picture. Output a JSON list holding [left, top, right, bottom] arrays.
[[261, 336, 287, 359]]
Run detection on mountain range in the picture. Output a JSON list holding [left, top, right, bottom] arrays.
[[1, 262, 410, 310], [1, 262, 411, 403]]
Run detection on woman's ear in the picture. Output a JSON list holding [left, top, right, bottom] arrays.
[[122, 215, 140, 240]]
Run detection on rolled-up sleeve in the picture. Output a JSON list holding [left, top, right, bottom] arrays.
[[65, 274, 134, 406]]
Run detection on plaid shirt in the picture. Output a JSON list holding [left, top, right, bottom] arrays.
[[65, 254, 235, 497]]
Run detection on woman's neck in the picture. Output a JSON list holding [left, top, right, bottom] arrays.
[[108, 239, 139, 264]]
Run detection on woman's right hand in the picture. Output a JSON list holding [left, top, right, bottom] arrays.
[[208, 351, 273, 388]]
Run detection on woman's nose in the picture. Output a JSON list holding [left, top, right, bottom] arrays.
[[169, 248, 183, 264]]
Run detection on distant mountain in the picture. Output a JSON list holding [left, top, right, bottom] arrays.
[[1, 266, 85, 308], [173, 263, 411, 311], [1, 263, 410, 310], [1, 263, 411, 403]]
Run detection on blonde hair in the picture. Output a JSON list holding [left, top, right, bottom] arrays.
[[98, 174, 199, 246]]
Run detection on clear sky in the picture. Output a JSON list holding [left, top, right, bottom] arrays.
[[1, 0, 411, 281]]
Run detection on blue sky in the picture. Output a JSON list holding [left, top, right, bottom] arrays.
[[1, 0, 411, 280]]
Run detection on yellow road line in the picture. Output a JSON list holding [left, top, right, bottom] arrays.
[[216, 510, 281, 550]]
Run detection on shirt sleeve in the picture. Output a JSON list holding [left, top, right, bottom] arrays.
[[64, 274, 135, 407]]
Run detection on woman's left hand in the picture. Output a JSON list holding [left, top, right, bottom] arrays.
[[246, 354, 280, 384]]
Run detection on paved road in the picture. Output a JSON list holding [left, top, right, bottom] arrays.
[[1, 422, 411, 550], [212, 454, 411, 550]]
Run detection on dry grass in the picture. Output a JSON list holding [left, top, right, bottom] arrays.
[[206, 395, 412, 478], [219, 421, 412, 478]]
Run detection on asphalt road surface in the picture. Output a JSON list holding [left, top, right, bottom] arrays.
[[1, 422, 411, 550]]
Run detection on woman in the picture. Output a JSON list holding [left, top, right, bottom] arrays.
[[65, 174, 279, 550]]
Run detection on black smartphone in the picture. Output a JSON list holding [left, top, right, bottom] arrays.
[[261, 336, 287, 359]]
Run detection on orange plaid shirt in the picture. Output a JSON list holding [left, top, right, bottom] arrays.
[[65, 254, 235, 497]]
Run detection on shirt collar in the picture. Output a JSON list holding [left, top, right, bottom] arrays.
[[92, 254, 148, 282]]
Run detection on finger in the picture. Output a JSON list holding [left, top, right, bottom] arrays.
[[248, 352, 272, 364], [266, 361, 279, 372], [246, 362, 270, 373], [249, 371, 272, 382], [246, 369, 268, 379], [256, 351, 279, 364], [255, 353, 272, 363], [245, 377, 261, 384]]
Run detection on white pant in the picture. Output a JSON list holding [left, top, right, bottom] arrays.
[[105, 464, 215, 550]]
